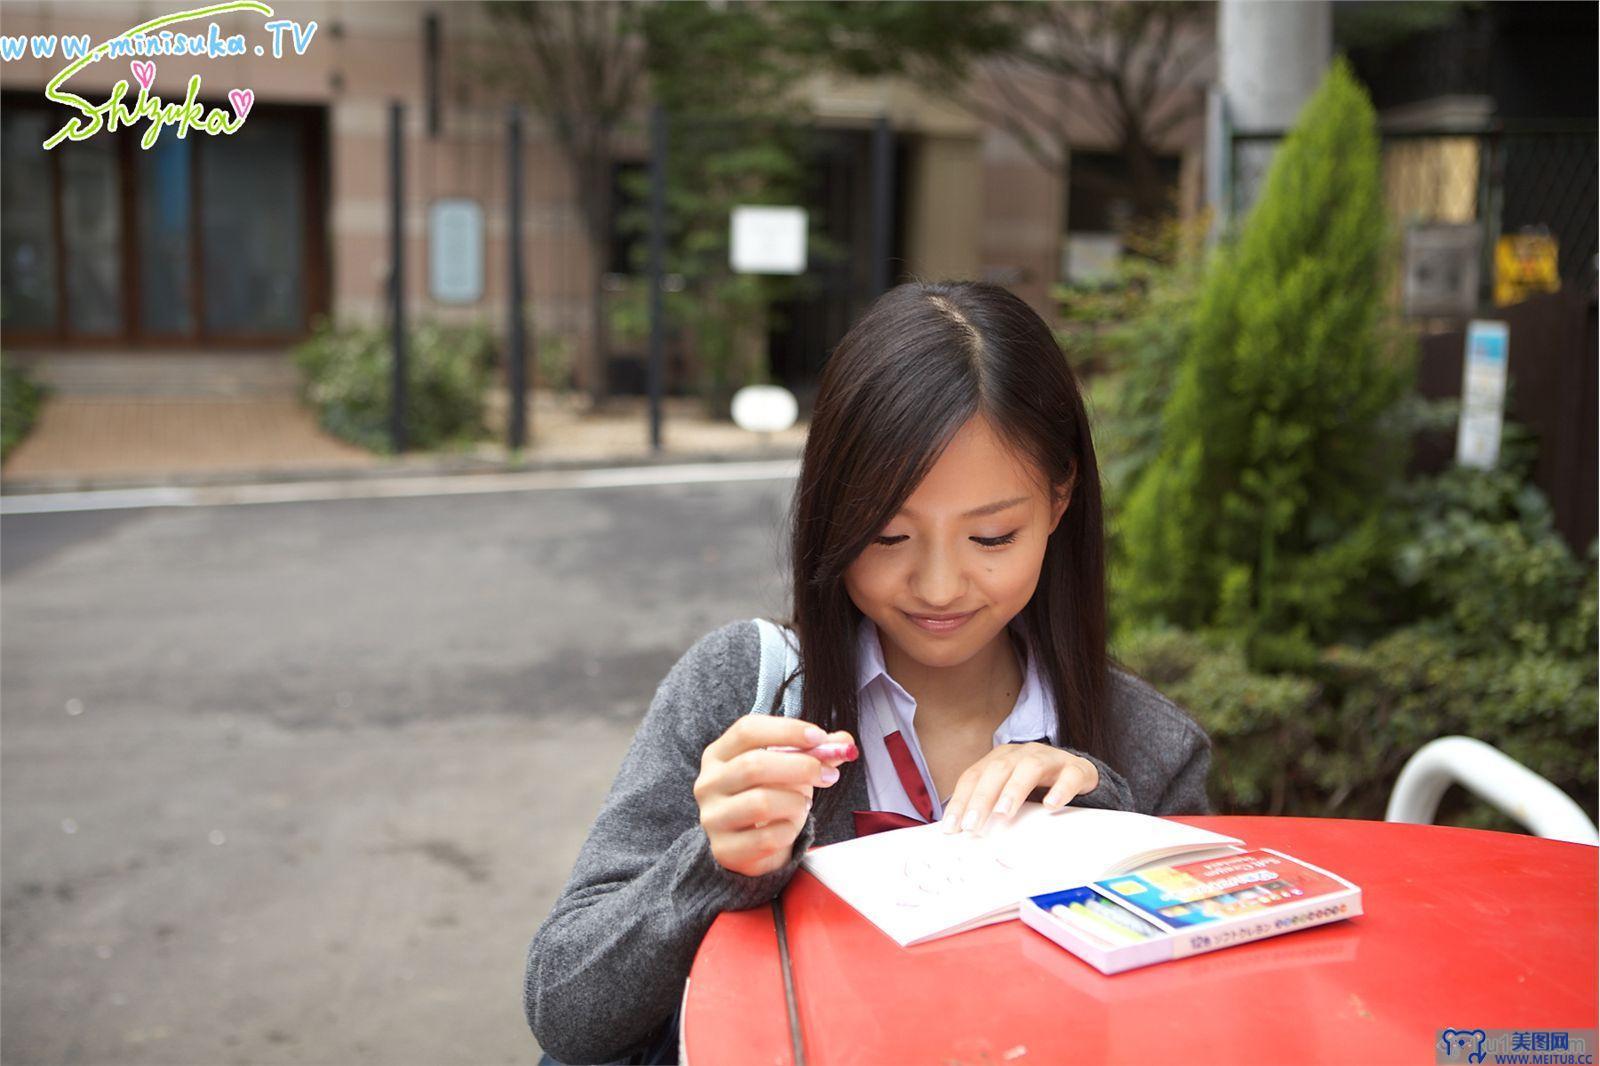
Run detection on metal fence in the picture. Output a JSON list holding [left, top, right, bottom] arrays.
[[1227, 123, 1598, 313]]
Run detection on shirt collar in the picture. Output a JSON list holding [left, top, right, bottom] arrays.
[[854, 614, 1058, 745]]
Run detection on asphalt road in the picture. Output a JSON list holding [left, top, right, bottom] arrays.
[[1, 473, 797, 1065]]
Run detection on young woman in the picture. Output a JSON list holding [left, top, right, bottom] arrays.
[[524, 280, 1212, 1064]]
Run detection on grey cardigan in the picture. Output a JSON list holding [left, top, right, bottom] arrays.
[[523, 619, 1212, 1064]]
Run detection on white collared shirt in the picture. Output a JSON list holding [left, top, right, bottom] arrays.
[[855, 615, 1059, 822]]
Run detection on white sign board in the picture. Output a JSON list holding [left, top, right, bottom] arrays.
[[730, 206, 807, 275], [429, 199, 484, 304], [1404, 223, 1481, 319], [1063, 233, 1122, 285], [1456, 319, 1509, 470]]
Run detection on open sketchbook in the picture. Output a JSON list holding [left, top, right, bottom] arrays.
[[800, 804, 1243, 947]]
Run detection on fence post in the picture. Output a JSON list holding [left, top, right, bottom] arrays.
[[389, 101, 407, 455], [871, 114, 894, 297], [647, 102, 667, 453], [507, 105, 528, 452], [1476, 125, 1506, 311]]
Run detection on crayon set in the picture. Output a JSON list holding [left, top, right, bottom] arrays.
[[1020, 849, 1362, 974]]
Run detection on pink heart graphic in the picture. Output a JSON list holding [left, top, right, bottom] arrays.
[[228, 88, 254, 122], [130, 60, 155, 91]]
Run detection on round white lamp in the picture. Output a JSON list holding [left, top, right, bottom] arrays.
[[730, 385, 799, 440]]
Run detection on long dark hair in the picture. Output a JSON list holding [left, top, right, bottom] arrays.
[[776, 280, 1111, 814]]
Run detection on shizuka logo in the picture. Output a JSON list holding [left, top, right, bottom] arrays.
[[25, 0, 316, 150]]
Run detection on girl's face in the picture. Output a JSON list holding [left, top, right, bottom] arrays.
[[843, 414, 1070, 671]]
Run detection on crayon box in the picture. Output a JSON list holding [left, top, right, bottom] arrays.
[[1019, 848, 1363, 974]]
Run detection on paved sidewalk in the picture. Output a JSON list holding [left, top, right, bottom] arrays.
[[2, 385, 807, 494]]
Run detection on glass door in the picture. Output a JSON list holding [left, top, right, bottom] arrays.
[[200, 113, 306, 337], [0, 108, 59, 333], [58, 136, 124, 337], [135, 135, 195, 338], [0, 96, 324, 347]]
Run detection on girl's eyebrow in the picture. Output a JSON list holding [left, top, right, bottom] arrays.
[[897, 496, 1031, 520]]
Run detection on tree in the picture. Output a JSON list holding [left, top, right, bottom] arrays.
[[1118, 59, 1414, 666], [787, 1, 1215, 226], [614, 1, 842, 415], [484, 2, 648, 403]]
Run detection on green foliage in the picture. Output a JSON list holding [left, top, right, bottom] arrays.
[[1117, 464, 1598, 826], [1, 352, 48, 463], [621, 2, 836, 415], [292, 319, 496, 454], [1120, 60, 1414, 663], [1096, 61, 1596, 828], [1118, 627, 1320, 812], [1393, 460, 1593, 659], [535, 330, 576, 395], [1057, 219, 1208, 618], [768, 0, 1022, 84]]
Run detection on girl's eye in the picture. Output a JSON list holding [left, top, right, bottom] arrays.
[[872, 532, 1019, 547]]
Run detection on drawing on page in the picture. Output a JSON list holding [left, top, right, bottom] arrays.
[[892, 833, 1014, 909]]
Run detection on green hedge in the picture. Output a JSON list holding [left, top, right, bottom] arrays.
[[293, 320, 496, 454], [1117, 461, 1598, 828], [1, 353, 48, 463]]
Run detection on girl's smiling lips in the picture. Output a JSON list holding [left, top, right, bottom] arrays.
[[904, 609, 979, 633]]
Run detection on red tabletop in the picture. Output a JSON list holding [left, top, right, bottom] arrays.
[[684, 817, 1598, 1065]]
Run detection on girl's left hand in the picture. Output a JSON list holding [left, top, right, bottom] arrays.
[[939, 742, 1099, 835]]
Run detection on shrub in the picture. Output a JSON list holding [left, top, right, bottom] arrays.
[[293, 320, 496, 454], [1117, 627, 1320, 813], [1119, 59, 1414, 666], [1, 353, 48, 463], [536, 331, 576, 394], [1118, 463, 1598, 826]]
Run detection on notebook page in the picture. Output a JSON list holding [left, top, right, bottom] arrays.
[[988, 807, 1240, 884], [801, 805, 1239, 947]]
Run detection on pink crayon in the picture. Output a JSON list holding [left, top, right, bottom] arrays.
[[770, 741, 859, 762]]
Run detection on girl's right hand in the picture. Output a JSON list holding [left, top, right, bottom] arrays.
[[694, 717, 855, 878]]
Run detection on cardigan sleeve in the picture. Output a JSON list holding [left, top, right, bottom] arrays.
[[1106, 667, 1215, 816], [522, 620, 816, 1065], [1152, 728, 1214, 816], [1055, 747, 1137, 811]]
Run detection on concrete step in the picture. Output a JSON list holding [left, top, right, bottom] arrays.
[[8, 352, 303, 398]]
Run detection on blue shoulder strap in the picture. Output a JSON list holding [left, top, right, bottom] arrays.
[[750, 618, 803, 718]]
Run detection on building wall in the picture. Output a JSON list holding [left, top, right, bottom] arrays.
[[1, 1, 1213, 378], [0, 0, 595, 372]]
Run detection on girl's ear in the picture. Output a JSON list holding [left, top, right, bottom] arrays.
[[1047, 466, 1075, 535]]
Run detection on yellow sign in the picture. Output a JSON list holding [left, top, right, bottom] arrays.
[[1494, 231, 1560, 306]]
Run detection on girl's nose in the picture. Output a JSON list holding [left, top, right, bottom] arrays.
[[910, 546, 966, 608]]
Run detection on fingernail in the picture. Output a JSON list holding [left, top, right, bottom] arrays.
[[941, 813, 959, 834], [960, 810, 979, 832], [803, 725, 827, 745], [819, 765, 840, 785], [994, 796, 1012, 817]]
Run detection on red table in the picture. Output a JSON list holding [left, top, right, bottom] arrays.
[[684, 817, 1598, 1065]]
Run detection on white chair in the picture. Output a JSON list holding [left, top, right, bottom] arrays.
[[1386, 736, 1599, 844]]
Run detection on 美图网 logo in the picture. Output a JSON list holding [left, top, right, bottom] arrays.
[[1438, 1029, 1598, 1065]]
